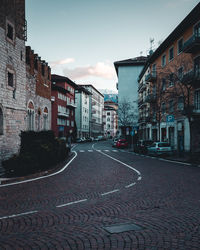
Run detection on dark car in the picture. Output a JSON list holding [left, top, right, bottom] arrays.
[[134, 140, 154, 154], [116, 139, 128, 149]]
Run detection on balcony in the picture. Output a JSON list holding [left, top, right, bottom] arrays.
[[51, 96, 55, 102], [58, 112, 69, 118], [145, 71, 157, 82], [138, 82, 147, 93], [67, 101, 76, 108], [182, 35, 200, 54], [145, 94, 156, 103], [182, 70, 200, 87]]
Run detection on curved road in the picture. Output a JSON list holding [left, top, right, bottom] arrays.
[[0, 140, 200, 249]]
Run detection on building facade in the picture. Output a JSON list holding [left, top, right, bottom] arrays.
[[51, 74, 77, 139], [26, 46, 51, 131], [138, 3, 200, 152], [81, 85, 104, 137], [0, 0, 27, 161], [114, 57, 147, 136], [75, 85, 91, 138], [103, 101, 118, 138]]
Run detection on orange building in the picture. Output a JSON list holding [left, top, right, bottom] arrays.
[[138, 3, 200, 152]]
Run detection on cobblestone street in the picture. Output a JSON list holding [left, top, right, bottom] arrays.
[[0, 140, 200, 249]]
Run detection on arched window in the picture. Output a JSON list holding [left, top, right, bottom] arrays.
[[0, 107, 3, 135], [27, 101, 34, 130], [43, 107, 48, 130], [38, 108, 41, 131]]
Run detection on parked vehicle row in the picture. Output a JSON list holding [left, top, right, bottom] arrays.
[[112, 138, 129, 149], [76, 136, 106, 143], [134, 140, 173, 156]]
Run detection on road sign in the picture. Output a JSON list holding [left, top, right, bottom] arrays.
[[166, 115, 174, 123]]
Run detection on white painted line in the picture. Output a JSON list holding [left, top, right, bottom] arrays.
[[101, 189, 119, 196], [0, 151, 77, 187], [104, 150, 110, 152], [97, 150, 141, 176], [88, 150, 93, 152], [159, 158, 192, 166], [79, 150, 85, 152], [96, 150, 101, 152], [112, 150, 118, 152], [137, 176, 142, 181], [125, 182, 136, 188], [56, 199, 87, 208], [0, 210, 38, 220]]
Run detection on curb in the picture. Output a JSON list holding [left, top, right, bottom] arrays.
[[0, 152, 75, 185]]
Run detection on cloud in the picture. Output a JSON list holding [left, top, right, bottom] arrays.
[[49, 58, 75, 67], [63, 62, 116, 80]]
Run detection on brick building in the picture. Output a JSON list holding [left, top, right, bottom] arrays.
[[26, 46, 51, 131], [0, 0, 27, 161], [51, 74, 77, 139], [138, 3, 200, 152]]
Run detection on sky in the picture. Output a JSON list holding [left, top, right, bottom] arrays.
[[25, 0, 200, 92]]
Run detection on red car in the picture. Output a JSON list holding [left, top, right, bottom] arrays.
[[116, 139, 128, 148]]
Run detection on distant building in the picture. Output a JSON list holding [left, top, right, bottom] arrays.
[[75, 85, 92, 138], [103, 101, 118, 138], [138, 3, 200, 152], [51, 75, 77, 139], [26, 46, 51, 131], [81, 85, 104, 137], [0, 0, 27, 161], [114, 57, 147, 136]]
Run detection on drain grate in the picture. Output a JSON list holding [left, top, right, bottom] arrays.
[[103, 223, 144, 233]]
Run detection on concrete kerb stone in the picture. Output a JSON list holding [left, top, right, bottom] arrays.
[[0, 152, 75, 185]]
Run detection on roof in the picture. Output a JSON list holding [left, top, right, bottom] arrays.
[[80, 84, 104, 97], [114, 56, 147, 75], [76, 85, 92, 95], [138, 2, 200, 81], [51, 74, 78, 89]]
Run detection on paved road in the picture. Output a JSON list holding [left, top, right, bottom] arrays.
[[0, 140, 200, 249]]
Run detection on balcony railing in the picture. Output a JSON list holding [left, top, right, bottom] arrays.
[[145, 71, 157, 82], [67, 101, 76, 108], [58, 112, 69, 118], [182, 70, 200, 87], [145, 94, 156, 103], [182, 35, 200, 54]]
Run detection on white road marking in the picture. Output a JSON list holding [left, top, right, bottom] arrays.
[[104, 150, 110, 152], [137, 176, 142, 181], [0, 210, 38, 220], [125, 182, 136, 188], [88, 150, 93, 152], [112, 150, 118, 152], [56, 199, 87, 208], [97, 149, 142, 177], [101, 189, 119, 196], [0, 151, 78, 187], [158, 158, 192, 166], [79, 150, 85, 152]]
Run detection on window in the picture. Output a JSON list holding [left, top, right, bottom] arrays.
[[107, 118, 110, 122], [169, 100, 174, 113], [162, 54, 166, 67], [178, 96, 184, 111], [6, 21, 14, 42], [194, 56, 200, 77], [194, 22, 200, 37], [169, 47, 174, 61], [0, 107, 3, 135], [178, 67, 183, 80], [152, 64, 156, 76], [178, 38, 183, 54], [43, 107, 48, 130], [8, 71, 14, 87], [194, 90, 200, 110], [162, 78, 166, 91], [27, 102, 35, 131], [107, 112, 110, 116], [41, 64, 45, 76], [169, 73, 174, 87], [161, 102, 166, 114]]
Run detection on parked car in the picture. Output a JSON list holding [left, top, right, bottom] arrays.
[[76, 138, 82, 143], [112, 138, 119, 147], [134, 140, 154, 154], [147, 142, 172, 156], [116, 139, 129, 149]]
